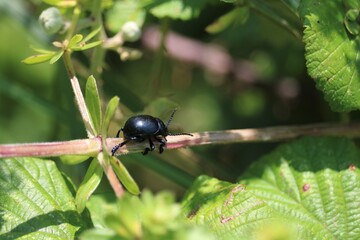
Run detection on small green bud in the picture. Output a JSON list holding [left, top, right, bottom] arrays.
[[39, 7, 64, 34], [122, 21, 141, 42]]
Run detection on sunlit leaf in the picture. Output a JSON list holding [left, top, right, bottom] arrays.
[[72, 41, 103, 51], [85, 75, 102, 134], [21, 53, 55, 64], [68, 34, 83, 48], [49, 50, 64, 64], [110, 156, 140, 195], [75, 158, 104, 213], [300, 0, 360, 111], [0, 157, 90, 238], [83, 26, 102, 43], [102, 96, 119, 137], [182, 137, 360, 239]]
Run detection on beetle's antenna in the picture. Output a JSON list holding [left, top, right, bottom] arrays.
[[166, 109, 177, 128]]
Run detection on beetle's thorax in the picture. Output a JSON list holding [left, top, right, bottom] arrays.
[[122, 115, 168, 140]]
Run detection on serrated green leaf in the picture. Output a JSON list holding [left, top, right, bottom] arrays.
[[182, 137, 360, 239], [85, 75, 102, 135], [102, 96, 119, 137], [49, 50, 64, 64], [0, 157, 89, 239], [72, 41, 103, 51], [21, 53, 55, 64], [110, 156, 140, 195], [300, 1, 360, 111], [83, 26, 102, 43], [68, 34, 83, 48], [75, 158, 104, 213], [206, 7, 249, 34]]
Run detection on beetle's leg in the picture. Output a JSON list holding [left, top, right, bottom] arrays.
[[111, 140, 129, 156], [154, 136, 167, 154], [143, 138, 155, 155], [116, 128, 123, 138]]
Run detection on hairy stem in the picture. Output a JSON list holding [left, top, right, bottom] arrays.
[[63, 50, 95, 137], [2, 122, 360, 158]]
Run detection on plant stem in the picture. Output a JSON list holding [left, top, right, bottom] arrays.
[[0, 138, 101, 158], [63, 50, 95, 137], [110, 122, 360, 155], [2, 122, 360, 158], [66, 7, 81, 40]]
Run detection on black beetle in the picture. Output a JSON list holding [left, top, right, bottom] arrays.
[[111, 109, 193, 155]]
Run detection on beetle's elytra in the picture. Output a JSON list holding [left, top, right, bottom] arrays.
[[111, 109, 193, 155]]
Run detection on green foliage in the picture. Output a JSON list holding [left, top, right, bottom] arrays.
[[300, 0, 360, 112], [182, 137, 360, 239], [110, 156, 140, 195], [22, 27, 102, 65], [76, 158, 104, 213], [85, 75, 102, 135], [102, 96, 119, 137], [3, 0, 360, 239], [0, 158, 90, 239], [80, 190, 214, 239]]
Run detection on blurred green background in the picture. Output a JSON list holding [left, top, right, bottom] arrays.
[[0, 0, 338, 196]]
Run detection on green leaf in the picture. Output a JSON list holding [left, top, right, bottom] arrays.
[[206, 7, 249, 34], [42, 0, 77, 7], [30, 46, 56, 54], [68, 34, 83, 48], [85, 194, 118, 229], [85, 75, 102, 135], [82, 191, 214, 239], [102, 96, 119, 137], [21, 53, 55, 64], [182, 137, 360, 239], [299, 1, 360, 111], [75, 158, 104, 213], [148, 0, 212, 20], [110, 156, 140, 195], [83, 26, 102, 43], [72, 41, 103, 51], [49, 50, 64, 64], [60, 154, 90, 165], [0, 157, 89, 239]]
